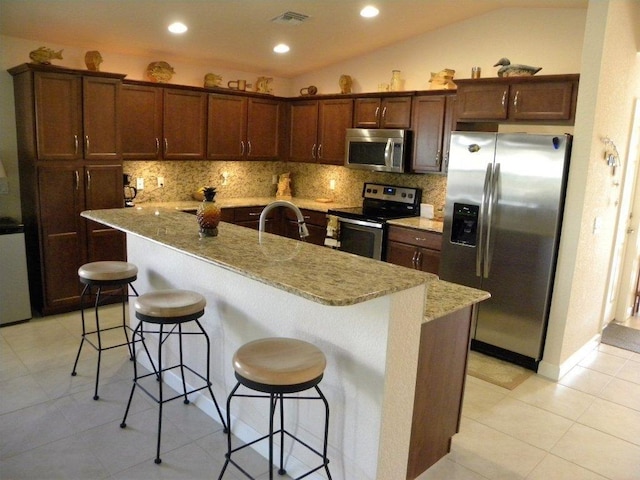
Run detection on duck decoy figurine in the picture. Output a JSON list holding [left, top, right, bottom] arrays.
[[493, 58, 542, 77]]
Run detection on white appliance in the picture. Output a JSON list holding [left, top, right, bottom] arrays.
[[0, 220, 32, 325]]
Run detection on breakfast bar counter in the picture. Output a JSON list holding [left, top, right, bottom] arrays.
[[82, 206, 488, 480]]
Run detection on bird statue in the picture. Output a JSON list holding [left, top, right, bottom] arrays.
[[493, 58, 542, 77]]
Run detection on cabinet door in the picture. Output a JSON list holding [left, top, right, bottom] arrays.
[[121, 84, 163, 159], [34, 72, 82, 160], [380, 96, 412, 128], [247, 97, 280, 160], [411, 95, 446, 173], [416, 248, 440, 274], [84, 164, 126, 263], [386, 241, 418, 269], [163, 89, 207, 159], [82, 76, 121, 160], [441, 96, 457, 173], [509, 81, 575, 121], [456, 83, 509, 120], [37, 164, 86, 309], [289, 101, 319, 162], [317, 98, 353, 165], [354, 98, 381, 128], [207, 94, 247, 160]]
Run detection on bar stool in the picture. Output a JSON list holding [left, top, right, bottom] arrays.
[[219, 337, 332, 480], [119, 289, 227, 464], [71, 261, 139, 401]]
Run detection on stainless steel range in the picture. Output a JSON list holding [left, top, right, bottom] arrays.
[[327, 183, 421, 260]]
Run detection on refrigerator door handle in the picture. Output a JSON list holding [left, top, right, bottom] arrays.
[[477, 162, 492, 277], [484, 162, 500, 278]]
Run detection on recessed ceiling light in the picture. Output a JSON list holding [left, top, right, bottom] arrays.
[[168, 22, 188, 34], [273, 43, 290, 54], [360, 6, 379, 18]]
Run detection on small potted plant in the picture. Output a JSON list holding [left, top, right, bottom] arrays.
[[196, 186, 221, 237]]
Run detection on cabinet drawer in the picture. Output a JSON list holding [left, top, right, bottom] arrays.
[[285, 208, 327, 227], [388, 226, 442, 250], [232, 206, 267, 222]]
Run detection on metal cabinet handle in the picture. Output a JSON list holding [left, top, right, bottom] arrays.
[[375, 106, 380, 119], [317, 143, 322, 158], [415, 237, 427, 242], [86, 170, 91, 190], [382, 106, 387, 119], [240, 141, 245, 156], [155, 138, 160, 156], [164, 138, 168, 154], [85, 135, 90, 154], [436, 149, 441, 163], [248, 212, 260, 217], [501, 90, 507, 110], [416, 251, 423, 270], [513, 91, 520, 110], [75, 170, 79, 190], [411, 250, 418, 269], [312, 143, 317, 159], [74, 135, 79, 155], [247, 141, 252, 156]]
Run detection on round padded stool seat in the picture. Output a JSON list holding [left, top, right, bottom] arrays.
[[78, 261, 138, 283], [134, 289, 206, 323], [233, 337, 326, 388]]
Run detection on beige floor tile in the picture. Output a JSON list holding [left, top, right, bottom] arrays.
[[598, 343, 635, 359], [474, 397, 573, 451], [598, 377, 640, 411], [0, 345, 29, 383], [616, 358, 640, 385], [577, 397, 640, 446], [509, 375, 595, 421], [448, 418, 546, 479], [551, 423, 640, 480], [579, 349, 629, 376], [558, 365, 613, 395], [526, 454, 608, 480], [0, 373, 50, 415], [415, 456, 489, 479], [0, 435, 110, 480], [461, 375, 509, 420]]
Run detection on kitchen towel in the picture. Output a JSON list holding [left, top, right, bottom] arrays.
[[324, 215, 340, 248]]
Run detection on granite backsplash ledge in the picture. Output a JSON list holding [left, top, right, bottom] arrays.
[[123, 160, 447, 210]]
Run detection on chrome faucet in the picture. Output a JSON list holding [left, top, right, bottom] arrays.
[[259, 200, 310, 240]]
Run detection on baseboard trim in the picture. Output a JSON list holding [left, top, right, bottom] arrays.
[[537, 334, 601, 381]]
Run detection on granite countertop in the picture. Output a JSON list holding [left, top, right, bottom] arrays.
[[387, 217, 444, 234], [425, 280, 490, 321], [82, 207, 436, 307], [137, 197, 355, 213]]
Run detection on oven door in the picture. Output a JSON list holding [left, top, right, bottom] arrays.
[[337, 217, 384, 260]]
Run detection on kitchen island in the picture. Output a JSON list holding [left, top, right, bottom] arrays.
[[82, 206, 488, 480]]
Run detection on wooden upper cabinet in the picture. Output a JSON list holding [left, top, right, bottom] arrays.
[[246, 97, 280, 160], [317, 98, 353, 165], [33, 72, 83, 160], [289, 98, 353, 164], [411, 93, 456, 174], [456, 74, 579, 124], [289, 100, 320, 162], [208, 94, 247, 160], [208, 94, 280, 160], [354, 95, 412, 129], [163, 88, 207, 159], [121, 83, 163, 159], [82, 76, 121, 160]]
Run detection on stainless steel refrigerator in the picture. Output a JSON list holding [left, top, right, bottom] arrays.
[[440, 132, 572, 369]]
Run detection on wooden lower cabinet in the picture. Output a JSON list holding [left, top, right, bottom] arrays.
[[407, 306, 472, 478], [386, 225, 442, 274], [31, 163, 125, 314]]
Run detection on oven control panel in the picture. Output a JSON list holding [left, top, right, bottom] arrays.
[[362, 183, 420, 205]]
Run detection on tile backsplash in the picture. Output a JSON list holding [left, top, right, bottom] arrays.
[[123, 160, 447, 213]]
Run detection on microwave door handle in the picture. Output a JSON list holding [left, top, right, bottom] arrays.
[[384, 138, 393, 165]]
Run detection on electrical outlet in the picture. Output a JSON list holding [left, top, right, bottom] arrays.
[[157, 176, 165, 187], [272, 174, 278, 185], [136, 177, 144, 190]]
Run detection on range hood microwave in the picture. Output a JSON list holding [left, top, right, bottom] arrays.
[[344, 128, 410, 173]]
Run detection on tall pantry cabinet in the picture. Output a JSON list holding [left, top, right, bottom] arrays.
[[9, 63, 126, 315]]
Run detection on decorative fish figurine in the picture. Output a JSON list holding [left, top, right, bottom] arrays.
[[493, 58, 541, 77], [29, 47, 63, 65]]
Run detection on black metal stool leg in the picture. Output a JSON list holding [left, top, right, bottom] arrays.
[[155, 323, 164, 464], [195, 319, 228, 432], [71, 283, 91, 377], [269, 393, 276, 480], [278, 393, 286, 476], [92, 285, 104, 400], [120, 321, 141, 429], [178, 324, 189, 404]]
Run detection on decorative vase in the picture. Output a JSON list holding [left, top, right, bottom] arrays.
[[390, 70, 402, 91], [196, 187, 221, 237]]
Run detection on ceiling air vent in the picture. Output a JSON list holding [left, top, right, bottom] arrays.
[[271, 11, 310, 26]]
